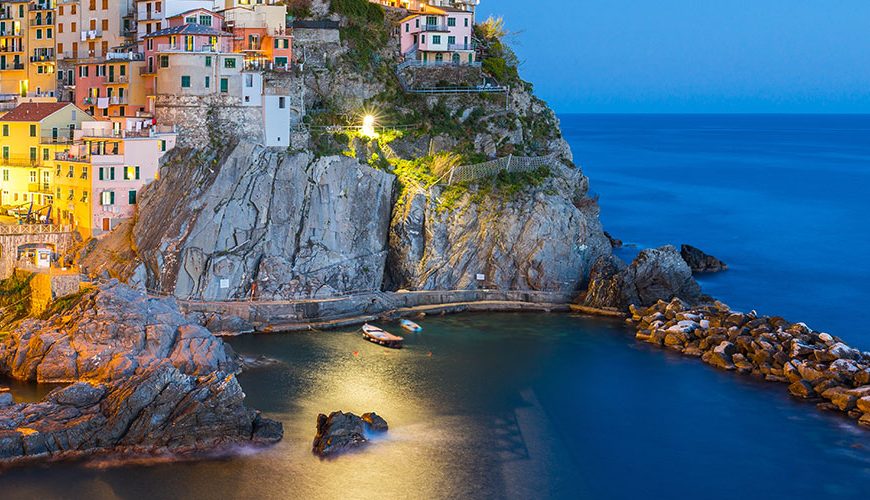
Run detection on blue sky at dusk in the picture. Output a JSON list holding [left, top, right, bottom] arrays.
[[478, 0, 870, 113]]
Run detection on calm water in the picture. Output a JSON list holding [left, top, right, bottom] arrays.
[[565, 114, 870, 346], [1, 115, 869, 498]]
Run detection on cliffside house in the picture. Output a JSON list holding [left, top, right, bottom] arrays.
[[141, 11, 243, 112], [399, 6, 476, 66], [371, 0, 479, 14], [51, 119, 177, 236], [0, 102, 90, 209], [217, 1, 292, 70]]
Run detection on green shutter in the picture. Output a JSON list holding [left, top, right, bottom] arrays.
[[129, 190, 136, 205], [135, 166, 140, 179], [99, 168, 104, 180]]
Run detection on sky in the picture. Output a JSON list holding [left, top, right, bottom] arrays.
[[478, 0, 870, 113]]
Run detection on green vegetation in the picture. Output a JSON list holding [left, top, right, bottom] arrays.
[[283, 0, 312, 19], [475, 17, 521, 86], [330, 0, 389, 70], [39, 287, 90, 320], [0, 274, 33, 328]]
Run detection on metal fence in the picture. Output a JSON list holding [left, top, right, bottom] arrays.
[[445, 154, 556, 185], [0, 224, 74, 235]]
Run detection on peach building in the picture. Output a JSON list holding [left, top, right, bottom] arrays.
[[219, 2, 292, 70]]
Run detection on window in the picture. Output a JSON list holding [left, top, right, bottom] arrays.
[[67, 165, 74, 178], [245, 74, 253, 88], [29, 171, 36, 183], [1, 125, 7, 136], [100, 190, 114, 205], [204, 76, 210, 88], [199, 15, 211, 27], [432, 35, 441, 44], [279, 97, 286, 109], [275, 57, 288, 67], [448, 36, 456, 45], [181, 75, 191, 88], [30, 147, 37, 161], [128, 190, 137, 205], [82, 191, 88, 203], [405, 23, 409, 33], [205, 56, 212, 67], [43, 148, 49, 161], [99, 167, 104, 180], [160, 140, 167, 152], [220, 78, 228, 93], [465, 18, 469, 27], [82, 166, 88, 179], [159, 55, 169, 68], [448, 17, 456, 27], [110, 167, 115, 180], [124, 166, 140, 180], [29, 124, 36, 137], [224, 58, 236, 69], [1, 169, 6, 181], [2, 146, 8, 159]]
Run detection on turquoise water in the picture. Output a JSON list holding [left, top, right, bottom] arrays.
[[1, 115, 869, 498]]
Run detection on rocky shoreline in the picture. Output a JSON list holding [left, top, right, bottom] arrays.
[[0, 281, 283, 465], [629, 298, 870, 427]]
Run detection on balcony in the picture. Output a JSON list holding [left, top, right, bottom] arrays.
[[109, 96, 128, 105], [448, 43, 475, 51], [81, 30, 103, 40], [106, 75, 129, 85], [420, 24, 449, 32], [0, 156, 41, 168], [55, 152, 89, 163], [0, 63, 26, 71], [107, 52, 144, 61], [156, 44, 225, 54], [27, 183, 52, 194], [30, 54, 56, 63]]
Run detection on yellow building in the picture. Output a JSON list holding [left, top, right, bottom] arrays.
[[0, 0, 57, 98], [0, 101, 91, 211]]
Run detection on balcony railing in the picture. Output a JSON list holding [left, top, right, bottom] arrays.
[[156, 44, 225, 54], [0, 156, 41, 168], [448, 43, 475, 51], [55, 152, 89, 162], [420, 24, 449, 32], [107, 51, 144, 61], [397, 58, 482, 71]]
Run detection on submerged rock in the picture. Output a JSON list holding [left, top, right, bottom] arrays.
[[312, 411, 389, 457], [0, 363, 282, 464], [680, 244, 728, 273]]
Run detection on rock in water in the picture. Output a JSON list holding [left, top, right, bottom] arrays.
[[312, 411, 389, 457], [583, 246, 704, 310], [680, 244, 728, 273], [0, 363, 282, 463]]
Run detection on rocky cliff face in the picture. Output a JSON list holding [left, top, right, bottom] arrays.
[[387, 164, 610, 292], [131, 143, 395, 300]]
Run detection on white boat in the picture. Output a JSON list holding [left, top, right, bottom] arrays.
[[400, 319, 423, 333], [362, 324, 404, 349]]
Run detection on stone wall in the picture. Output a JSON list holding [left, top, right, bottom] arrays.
[[400, 65, 485, 89], [0, 230, 79, 279], [155, 94, 264, 147], [23, 270, 81, 315]]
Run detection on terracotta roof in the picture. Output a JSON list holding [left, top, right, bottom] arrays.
[[1, 102, 75, 122]]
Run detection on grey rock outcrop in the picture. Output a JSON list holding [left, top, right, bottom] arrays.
[[387, 163, 611, 292], [132, 143, 395, 300], [583, 246, 704, 310], [0, 363, 282, 464], [681, 244, 727, 273], [0, 280, 236, 383], [312, 411, 389, 457]]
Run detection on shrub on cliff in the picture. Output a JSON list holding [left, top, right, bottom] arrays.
[[331, 0, 388, 69]]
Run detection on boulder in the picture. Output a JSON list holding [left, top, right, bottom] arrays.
[[680, 244, 727, 273], [0, 281, 238, 383], [312, 411, 389, 458]]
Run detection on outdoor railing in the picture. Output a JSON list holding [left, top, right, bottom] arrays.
[[397, 58, 482, 71], [444, 154, 557, 185], [0, 224, 74, 236], [420, 24, 449, 32]]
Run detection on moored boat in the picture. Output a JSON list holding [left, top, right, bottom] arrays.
[[400, 319, 423, 333], [362, 324, 404, 349]]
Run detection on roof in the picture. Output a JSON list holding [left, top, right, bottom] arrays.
[[291, 20, 340, 30], [144, 23, 231, 38], [1, 102, 79, 123], [169, 8, 219, 21]]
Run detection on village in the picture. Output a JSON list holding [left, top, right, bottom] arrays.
[[0, 0, 486, 280]]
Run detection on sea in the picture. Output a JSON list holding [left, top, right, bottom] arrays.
[[1, 114, 868, 499]]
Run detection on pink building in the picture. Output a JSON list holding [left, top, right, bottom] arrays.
[[399, 6, 475, 65]]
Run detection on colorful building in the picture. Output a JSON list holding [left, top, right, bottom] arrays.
[[51, 118, 177, 236], [55, 0, 135, 102], [135, 0, 214, 40], [141, 12, 243, 110], [75, 51, 147, 123], [0, 0, 57, 98], [219, 2, 292, 70], [399, 5, 475, 65], [0, 101, 90, 210]]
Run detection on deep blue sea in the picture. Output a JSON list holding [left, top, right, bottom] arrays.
[[1, 115, 868, 499], [564, 114, 870, 347]]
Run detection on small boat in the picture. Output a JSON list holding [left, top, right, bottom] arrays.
[[400, 319, 423, 333], [362, 324, 404, 349]]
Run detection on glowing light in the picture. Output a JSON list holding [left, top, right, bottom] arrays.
[[361, 114, 378, 138]]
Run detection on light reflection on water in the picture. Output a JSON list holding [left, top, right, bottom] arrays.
[[0, 313, 867, 499]]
